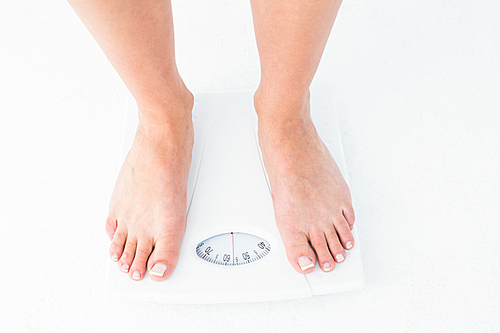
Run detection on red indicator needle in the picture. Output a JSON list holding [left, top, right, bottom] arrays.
[[232, 232, 235, 265]]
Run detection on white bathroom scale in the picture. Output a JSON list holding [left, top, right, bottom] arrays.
[[104, 85, 364, 304]]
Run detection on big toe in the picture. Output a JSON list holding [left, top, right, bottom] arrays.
[[281, 230, 317, 274], [147, 235, 182, 281]]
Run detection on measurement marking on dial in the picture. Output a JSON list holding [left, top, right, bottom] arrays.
[[196, 232, 271, 266]]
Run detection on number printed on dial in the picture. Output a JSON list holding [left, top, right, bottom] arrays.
[[196, 232, 271, 266]]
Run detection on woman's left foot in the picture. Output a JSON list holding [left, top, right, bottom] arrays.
[[254, 88, 355, 274]]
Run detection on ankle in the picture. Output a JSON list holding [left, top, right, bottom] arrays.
[[136, 80, 194, 126], [254, 85, 312, 127]]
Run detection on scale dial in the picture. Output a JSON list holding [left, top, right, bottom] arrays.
[[196, 232, 271, 266]]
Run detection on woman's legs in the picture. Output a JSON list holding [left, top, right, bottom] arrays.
[[250, 0, 356, 273], [69, 0, 353, 279], [68, 0, 193, 281]]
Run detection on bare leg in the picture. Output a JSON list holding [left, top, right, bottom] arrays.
[[250, 0, 355, 273], [68, 0, 193, 281]]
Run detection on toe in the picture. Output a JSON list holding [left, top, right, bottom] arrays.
[[280, 229, 317, 274], [129, 239, 153, 281], [333, 215, 355, 251], [118, 238, 136, 273], [105, 216, 117, 241], [109, 227, 127, 262], [325, 227, 347, 263], [310, 231, 335, 273], [147, 235, 182, 281], [343, 204, 355, 230]]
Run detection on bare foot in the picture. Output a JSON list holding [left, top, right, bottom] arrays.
[[254, 88, 355, 274], [105, 91, 194, 281]]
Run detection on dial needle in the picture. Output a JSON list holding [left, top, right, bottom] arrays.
[[231, 232, 235, 265]]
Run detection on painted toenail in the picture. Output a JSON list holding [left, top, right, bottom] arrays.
[[298, 256, 314, 271], [336, 253, 344, 262], [150, 263, 167, 277], [132, 271, 141, 280], [121, 264, 129, 272], [324, 262, 332, 271], [346, 241, 353, 249], [111, 253, 119, 261]]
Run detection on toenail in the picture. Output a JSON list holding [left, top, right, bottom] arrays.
[[298, 256, 314, 271], [346, 241, 353, 249], [121, 264, 129, 272], [132, 271, 141, 280], [336, 253, 344, 262], [324, 262, 332, 271], [150, 263, 167, 277], [111, 253, 119, 261]]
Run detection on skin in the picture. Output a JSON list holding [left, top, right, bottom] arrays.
[[68, 0, 354, 280], [250, 0, 355, 273]]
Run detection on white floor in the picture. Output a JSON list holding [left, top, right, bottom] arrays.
[[1, 0, 499, 332]]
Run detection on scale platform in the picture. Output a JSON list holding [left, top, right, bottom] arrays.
[[104, 85, 364, 304]]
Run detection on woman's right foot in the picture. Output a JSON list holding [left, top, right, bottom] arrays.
[[105, 89, 194, 281]]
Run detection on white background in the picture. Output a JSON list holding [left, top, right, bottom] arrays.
[[1, 0, 499, 332]]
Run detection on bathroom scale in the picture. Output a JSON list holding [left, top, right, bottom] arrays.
[[104, 85, 364, 304]]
